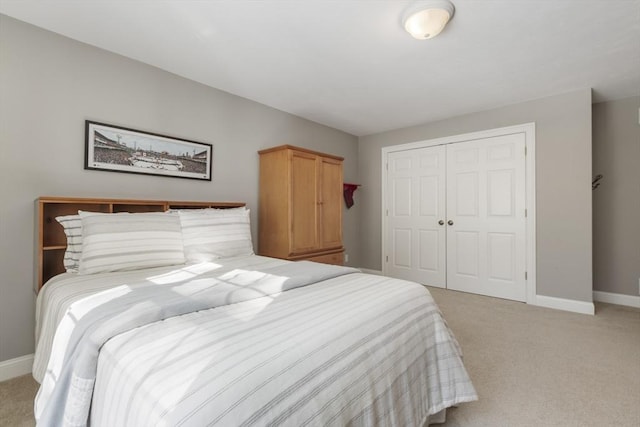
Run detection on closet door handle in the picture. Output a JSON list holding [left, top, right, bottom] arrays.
[[447, 220, 454, 226], [438, 220, 444, 226]]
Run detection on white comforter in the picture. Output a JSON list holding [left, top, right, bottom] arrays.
[[34, 255, 477, 426]]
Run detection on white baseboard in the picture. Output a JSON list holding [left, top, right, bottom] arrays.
[[593, 291, 640, 308], [357, 271, 597, 316], [0, 354, 34, 382], [533, 295, 595, 315], [359, 268, 383, 275]]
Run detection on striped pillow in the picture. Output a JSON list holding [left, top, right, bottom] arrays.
[[78, 212, 185, 275], [56, 214, 83, 272], [56, 211, 131, 272], [178, 208, 254, 262]]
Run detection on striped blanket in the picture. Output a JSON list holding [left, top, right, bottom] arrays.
[[34, 256, 477, 426]]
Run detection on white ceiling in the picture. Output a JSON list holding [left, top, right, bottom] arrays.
[[1, 0, 639, 136]]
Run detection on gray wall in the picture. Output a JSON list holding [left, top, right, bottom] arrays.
[[592, 97, 640, 296], [358, 89, 593, 303], [0, 15, 359, 363]]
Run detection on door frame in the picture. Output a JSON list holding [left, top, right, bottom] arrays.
[[381, 123, 537, 305]]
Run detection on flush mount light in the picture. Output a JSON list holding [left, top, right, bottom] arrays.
[[403, 0, 455, 40]]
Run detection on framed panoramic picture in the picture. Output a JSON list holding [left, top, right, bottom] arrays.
[[85, 121, 212, 181]]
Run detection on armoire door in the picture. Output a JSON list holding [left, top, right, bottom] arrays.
[[290, 150, 319, 254], [384, 133, 527, 302], [386, 145, 447, 287], [318, 156, 343, 250]]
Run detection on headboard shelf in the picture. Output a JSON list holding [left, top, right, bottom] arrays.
[[37, 196, 246, 290]]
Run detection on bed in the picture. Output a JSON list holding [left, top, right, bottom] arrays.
[[33, 197, 477, 427]]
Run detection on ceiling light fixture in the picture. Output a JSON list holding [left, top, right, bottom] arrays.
[[403, 0, 455, 40]]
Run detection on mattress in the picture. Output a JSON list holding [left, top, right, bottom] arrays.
[[33, 255, 476, 426]]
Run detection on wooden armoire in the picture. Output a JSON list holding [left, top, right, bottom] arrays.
[[258, 145, 344, 265]]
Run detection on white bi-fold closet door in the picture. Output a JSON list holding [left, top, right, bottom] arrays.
[[385, 133, 527, 302]]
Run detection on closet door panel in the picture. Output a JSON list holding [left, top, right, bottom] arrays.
[[386, 146, 446, 287], [446, 134, 526, 301]]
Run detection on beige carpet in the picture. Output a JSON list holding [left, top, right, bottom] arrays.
[[0, 373, 37, 427], [428, 287, 640, 427], [1, 289, 638, 427]]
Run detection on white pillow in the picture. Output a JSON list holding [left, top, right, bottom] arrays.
[[78, 211, 185, 275], [178, 208, 254, 262], [55, 214, 83, 272], [56, 211, 131, 272]]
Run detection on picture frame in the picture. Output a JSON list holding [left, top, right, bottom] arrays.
[[85, 120, 212, 181]]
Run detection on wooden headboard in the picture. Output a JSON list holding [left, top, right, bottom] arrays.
[[37, 196, 246, 291]]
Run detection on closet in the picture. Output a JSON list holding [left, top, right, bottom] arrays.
[[385, 132, 528, 301], [258, 145, 344, 265]]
